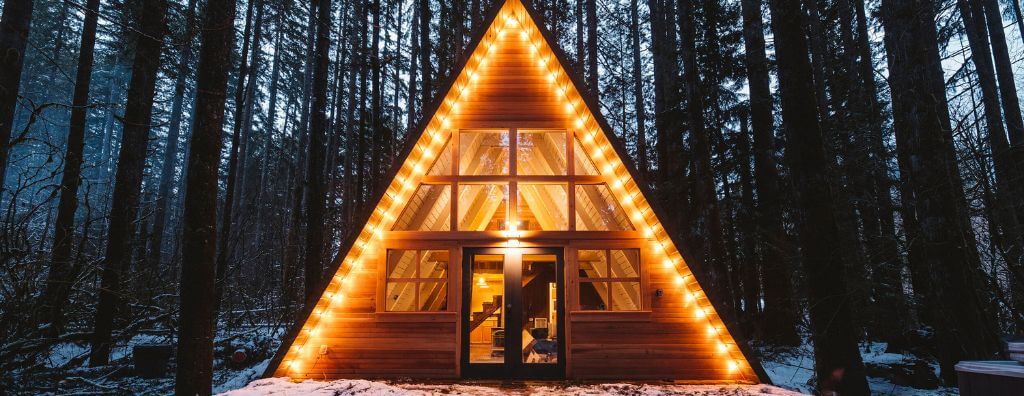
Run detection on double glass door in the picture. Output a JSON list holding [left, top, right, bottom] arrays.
[[461, 247, 565, 378]]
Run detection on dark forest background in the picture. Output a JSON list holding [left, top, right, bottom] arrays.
[[1, 0, 1023, 394]]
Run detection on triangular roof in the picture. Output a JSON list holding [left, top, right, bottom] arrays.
[[264, 0, 769, 383]]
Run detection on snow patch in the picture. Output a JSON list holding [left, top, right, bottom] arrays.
[[220, 378, 804, 396]]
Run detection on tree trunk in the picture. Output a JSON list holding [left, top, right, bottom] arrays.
[[846, 0, 908, 342], [418, 0, 432, 106], [585, 0, 598, 95], [303, 0, 332, 306], [89, 0, 168, 367], [647, 0, 688, 236], [148, 0, 198, 273], [958, 0, 1024, 322], [981, 0, 1024, 272], [406, 3, 421, 133], [629, 0, 648, 175], [880, 0, 1003, 382], [0, 0, 33, 194], [678, 0, 728, 312], [174, 0, 237, 392], [576, 0, 584, 69], [737, 113, 761, 331], [740, 0, 800, 345], [215, 0, 262, 312], [768, 0, 869, 393], [40, 0, 101, 337]]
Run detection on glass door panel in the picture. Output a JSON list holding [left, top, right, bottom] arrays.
[[468, 254, 505, 364], [520, 254, 559, 364]]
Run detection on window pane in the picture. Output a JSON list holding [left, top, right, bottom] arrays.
[[575, 184, 634, 231], [387, 250, 418, 278], [418, 282, 448, 311], [460, 130, 509, 175], [574, 136, 599, 175], [392, 184, 452, 231], [518, 184, 568, 230], [521, 254, 559, 364], [458, 184, 508, 231], [610, 282, 641, 311], [577, 250, 607, 278], [427, 136, 453, 176], [517, 131, 566, 175], [386, 282, 417, 311], [469, 254, 505, 363], [419, 250, 449, 278], [609, 249, 640, 278], [579, 281, 608, 310]]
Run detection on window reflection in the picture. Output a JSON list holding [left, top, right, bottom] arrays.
[[518, 184, 568, 230], [577, 249, 641, 311], [517, 131, 566, 175], [460, 130, 509, 175], [458, 184, 508, 231]]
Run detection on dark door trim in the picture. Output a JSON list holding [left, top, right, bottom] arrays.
[[461, 247, 566, 379]]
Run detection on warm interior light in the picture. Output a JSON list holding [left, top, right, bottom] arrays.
[[718, 342, 728, 353], [695, 308, 706, 318], [675, 275, 685, 285], [477, 276, 489, 289], [728, 360, 740, 372]]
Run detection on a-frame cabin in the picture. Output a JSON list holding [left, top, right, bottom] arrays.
[[265, 0, 768, 383]]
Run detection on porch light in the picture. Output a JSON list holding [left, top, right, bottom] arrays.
[[477, 276, 490, 289]]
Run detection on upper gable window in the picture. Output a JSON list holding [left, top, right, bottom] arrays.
[[460, 130, 509, 175], [517, 130, 567, 175]]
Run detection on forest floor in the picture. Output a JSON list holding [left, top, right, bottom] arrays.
[[4, 328, 962, 395]]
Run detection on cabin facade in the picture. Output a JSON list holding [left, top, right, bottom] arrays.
[[266, 0, 765, 383]]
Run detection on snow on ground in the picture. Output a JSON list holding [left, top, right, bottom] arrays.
[[762, 342, 959, 395], [221, 378, 803, 396]]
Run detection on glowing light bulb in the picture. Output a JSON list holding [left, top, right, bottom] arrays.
[[564, 103, 574, 113], [575, 117, 586, 128], [728, 360, 740, 372], [414, 163, 424, 174], [423, 148, 434, 159], [707, 326, 717, 336], [686, 292, 697, 303], [718, 342, 728, 353], [644, 227, 654, 238], [521, 30, 528, 40], [663, 259, 673, 268], [675, 275, 685, 285], [632, 211, 643, 222], [695, 308, 706, 318]]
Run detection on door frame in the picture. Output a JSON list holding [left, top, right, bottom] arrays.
[[460, 247, 566, 379]]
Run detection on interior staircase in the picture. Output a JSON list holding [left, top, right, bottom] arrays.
[[469, 295, 502, 333]]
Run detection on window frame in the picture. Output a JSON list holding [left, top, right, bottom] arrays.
[[382, 248, 453, 312], [573, 248, 643, 312]]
